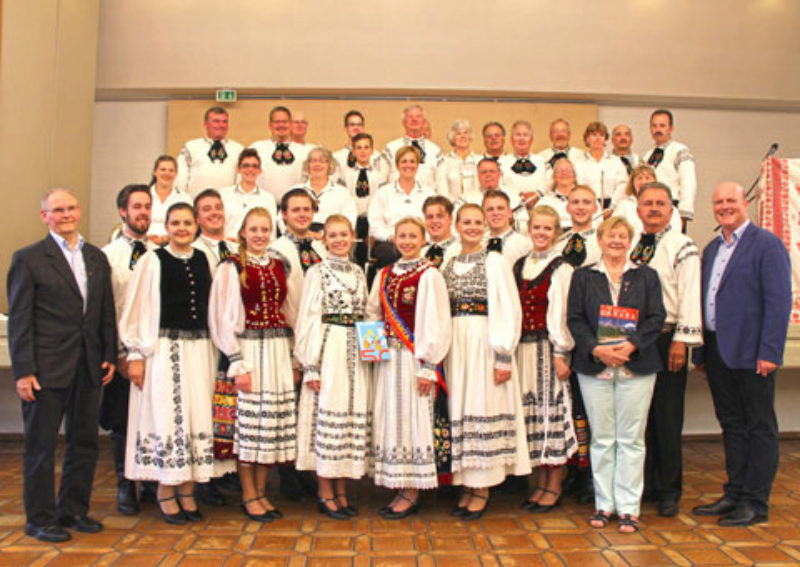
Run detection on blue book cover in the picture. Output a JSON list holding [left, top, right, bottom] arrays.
[[355, 321, 391, 362]]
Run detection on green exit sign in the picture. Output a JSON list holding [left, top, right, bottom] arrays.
[[216, 89, 237, 102]]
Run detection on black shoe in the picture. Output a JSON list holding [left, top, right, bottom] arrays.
[[58, 515, 103, 533], [317, 497, 350, 520], [718, 505, 768, 527], [692, 496, 738, 516], [381, 493, 419, 520], [117, 479, 139, 516], [195, 482, 225, 507], [177, 492, 203, 522], [240, 497, 273, 523], [335, 494, 358, 517], [24, 523, 71, 542], [158, 496, 186, 525], [462, 493, 488, 521], [450, 505, 468, 517], [529, 489, 561, 514], [659, 498, 679, 517]]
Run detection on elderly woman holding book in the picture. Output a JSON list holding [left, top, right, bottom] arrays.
[[566, 216, 665, 534]]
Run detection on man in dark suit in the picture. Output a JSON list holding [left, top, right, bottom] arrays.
[[7, 188, 117, 542], [692, 181, 792, 526]]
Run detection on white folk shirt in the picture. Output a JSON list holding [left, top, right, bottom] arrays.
[[437, 151, 481, 200], [218, 183, 278, 240], [149, 185, 192, 239], [643, 140, 697, 220], [613, 194, 681, 244], [612, 151, 640, 171], [498, 153, 547, 197], [340, 153, 391, 217], [560, 226, 601, 268], [102, 234, 156, 354], [637, 226, 703, 345], [574, 151, 629, 207], [249, 139, 311, 202], [483, 228, 533, 266], [268, 235, 327, 329], [382, 136, 444, 189], [176, 137, 244, 198], [192, 234, 239, 277], [368, 181, 436, 242]]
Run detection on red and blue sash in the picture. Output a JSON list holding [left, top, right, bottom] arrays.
[[378, 265, 447, 394]]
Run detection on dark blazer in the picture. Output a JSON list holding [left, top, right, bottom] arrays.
[[692, 222, 791, 369], [7, 234, 117, 388], [567, 262, 666, 376]]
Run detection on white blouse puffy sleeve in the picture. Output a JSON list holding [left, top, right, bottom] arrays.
[[547, 262, 575, 356], [414, 268, 452, 380], [208, 261, 249, 377], [486, 251, 522, 370], [366, 268, 385, 322], [293, 264, 324, 383], [119, 250, 162, 361]]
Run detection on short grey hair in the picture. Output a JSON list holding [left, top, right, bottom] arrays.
[[401, 104, 426, 120], [447, 120, 473, 146], [301, 146, 340, 180], [41, 188, 78, 211]]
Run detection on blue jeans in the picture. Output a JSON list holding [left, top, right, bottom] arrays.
[[578, 371, 656, 517]]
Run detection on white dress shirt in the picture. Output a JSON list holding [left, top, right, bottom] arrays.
[[574, 151, 629, 207], [294, 180, 358, 230], [149, 185, 193, 240], [437, 151, 481, 200], [368, 181, 436, 242], [218, 183, 278, 240]]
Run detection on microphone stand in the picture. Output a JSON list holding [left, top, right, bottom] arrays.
[[714, 143, 779, 231]]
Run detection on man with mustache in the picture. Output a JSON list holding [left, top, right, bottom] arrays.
[[631, 182, 702, 517], [643, 110, 697, 230]]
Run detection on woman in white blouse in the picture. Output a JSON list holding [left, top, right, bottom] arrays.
[[148, 155, 192, 245], [515, 206, 577, 513], [209, 207, 295, 523], [437, 120, 481, 200], [367, 217, 452, 519], [441, 204, 531, 520]]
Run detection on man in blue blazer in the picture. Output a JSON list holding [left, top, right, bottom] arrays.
[[691, 181, 792, 526], [7, 189, 117, 542]]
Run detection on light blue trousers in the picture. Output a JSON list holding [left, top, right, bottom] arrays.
[[577, 371, 656, 517]]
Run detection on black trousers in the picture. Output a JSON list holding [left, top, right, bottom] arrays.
[[22, 356, 102, 526], [644, 330, 688, 502], [704, 332, 779, 515]]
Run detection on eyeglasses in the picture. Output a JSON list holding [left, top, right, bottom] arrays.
[[240, 163, 261, 169]]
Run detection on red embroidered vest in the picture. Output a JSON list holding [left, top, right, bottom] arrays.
[[233, 256, 289, 330], [383, 263, 431, 338], [517, 257, 564, 336]]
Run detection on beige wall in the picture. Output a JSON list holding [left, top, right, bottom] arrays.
[[0, 0, 99, 311], [96, 0, 800, 106]]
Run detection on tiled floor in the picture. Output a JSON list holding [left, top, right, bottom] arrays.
[[1, 439, 800, 566]]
